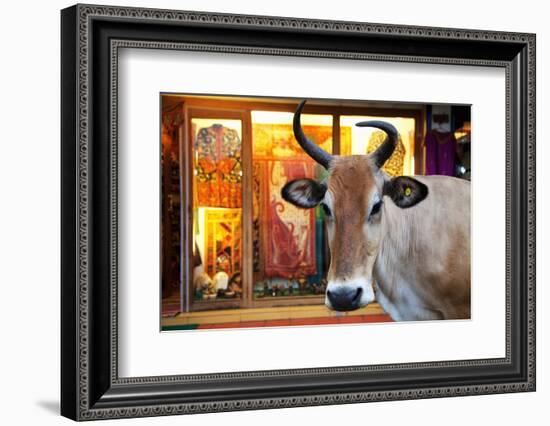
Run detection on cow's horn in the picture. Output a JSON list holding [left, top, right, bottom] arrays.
[[293, 100, 333, 169], [356, 120, 399, 168]]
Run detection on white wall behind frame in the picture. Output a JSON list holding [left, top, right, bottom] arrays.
[[0, 1, 546, 426]]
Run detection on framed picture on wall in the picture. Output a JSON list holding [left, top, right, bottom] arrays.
[[61, 4, 536, 421]]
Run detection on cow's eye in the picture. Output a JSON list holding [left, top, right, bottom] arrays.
[[370, 200, 383, 217], [321, 203, 331, 217]]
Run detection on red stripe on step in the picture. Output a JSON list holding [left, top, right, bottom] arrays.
[[200, 320, 266, 329], [290, 317, 337, 326]]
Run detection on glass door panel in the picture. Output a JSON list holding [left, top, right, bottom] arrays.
[[191, 118, 244, 306]]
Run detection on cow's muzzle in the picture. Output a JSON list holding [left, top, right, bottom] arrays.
[[326, 287, 362, 311], [325, 279, 375, 312]]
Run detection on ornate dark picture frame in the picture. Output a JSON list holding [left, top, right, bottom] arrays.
[[61, 3, 536, 421]]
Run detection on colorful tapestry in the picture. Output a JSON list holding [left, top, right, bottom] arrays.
[[194, 124, 242, 208], [203, 208, 242, 278], [252, 123, 332, 159], [260, 160, 317, 278]]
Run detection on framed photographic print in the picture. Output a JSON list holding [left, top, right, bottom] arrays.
[[61, 3, 536, 421]]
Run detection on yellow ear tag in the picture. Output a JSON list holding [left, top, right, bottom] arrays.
[[404, 187, 412, 197]]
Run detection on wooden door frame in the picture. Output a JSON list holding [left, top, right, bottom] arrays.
[[183, 105, 250, 312]]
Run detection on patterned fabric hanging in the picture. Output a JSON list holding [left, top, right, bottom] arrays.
[[260, 160, 317, 278], [194, 124, 242, 208], [252, 122, 331, 282]]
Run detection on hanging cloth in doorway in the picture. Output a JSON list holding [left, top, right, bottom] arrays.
[[424, 130, 457, 176]]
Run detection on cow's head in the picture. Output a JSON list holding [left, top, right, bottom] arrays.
[[282, 100, 429, 311]]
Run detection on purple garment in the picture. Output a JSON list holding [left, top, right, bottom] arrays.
[[425, 130, 457, 176]]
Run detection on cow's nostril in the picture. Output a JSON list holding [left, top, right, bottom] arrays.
[[326, 286, 363, 311], [352, 287, 363, 304]]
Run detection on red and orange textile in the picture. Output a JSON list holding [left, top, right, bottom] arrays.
[[194, 124, 242, 208], [258, 160, 317, 278]]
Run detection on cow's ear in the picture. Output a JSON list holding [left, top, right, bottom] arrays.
[[282, 178, 326, 209], [383, 176, 428, 209]]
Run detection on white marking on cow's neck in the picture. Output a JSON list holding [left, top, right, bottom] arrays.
[[323, 190, 334, 210]]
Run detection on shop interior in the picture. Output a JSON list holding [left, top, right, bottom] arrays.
[[160, 95, 471, 330]]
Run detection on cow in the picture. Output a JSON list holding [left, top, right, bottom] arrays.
[[281, 100, 470, 321]]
